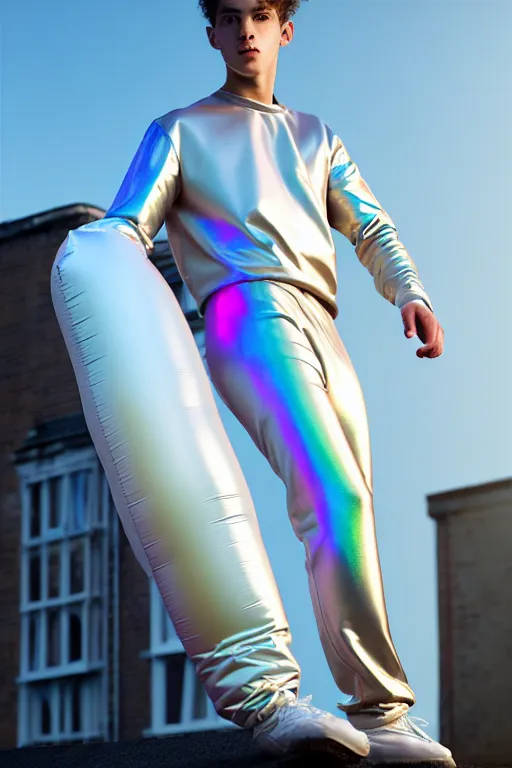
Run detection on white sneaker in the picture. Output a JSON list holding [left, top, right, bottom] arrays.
[[253, 690, 370, 758], [347, 703, 456, 766]]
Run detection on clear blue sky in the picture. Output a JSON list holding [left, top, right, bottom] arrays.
[[3, 0, 512, 739]]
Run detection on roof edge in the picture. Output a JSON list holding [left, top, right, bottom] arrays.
[[427, 476, 512, 518], [0, 203, 106, 241]]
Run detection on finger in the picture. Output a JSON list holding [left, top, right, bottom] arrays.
[[423, 314, 438, 345], [416, 322, 438, 357], [433, 325, 445, 357], [417, 324, 443, 358], [431, 326, 444, 357]]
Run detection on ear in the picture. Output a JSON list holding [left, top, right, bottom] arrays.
[[280, 20, 294, 47], [206, 26, 222, 51]]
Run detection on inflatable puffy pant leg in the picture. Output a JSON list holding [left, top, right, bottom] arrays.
[[50, 219, 300, 728]]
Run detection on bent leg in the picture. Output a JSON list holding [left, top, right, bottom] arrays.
[[50, 221, 300, 728]]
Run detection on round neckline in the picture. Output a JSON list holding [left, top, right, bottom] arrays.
[[211, 88, 287, 114]]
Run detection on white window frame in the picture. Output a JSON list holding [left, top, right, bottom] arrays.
[[143, 580, 232, 736], [16, 448, 111, 746]]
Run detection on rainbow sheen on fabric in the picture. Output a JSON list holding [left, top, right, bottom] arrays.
[[49, 85, 428, 727], [204, 280, 415, 712], [106, 89, 433, 318]]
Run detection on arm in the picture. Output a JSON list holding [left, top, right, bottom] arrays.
[[326, 132, 433, 312], [104, 119, 181, 250], [326, 131, 444, 358]]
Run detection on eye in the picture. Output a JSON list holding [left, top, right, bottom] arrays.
[[255, 13, 270, 20]]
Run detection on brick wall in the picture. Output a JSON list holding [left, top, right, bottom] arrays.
[[0, 216, 90, 747], [118, 530, 151, 740], [0, 209, 188, 749]]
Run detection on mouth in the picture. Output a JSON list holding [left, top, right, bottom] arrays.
[[238, 48, 259, 56]]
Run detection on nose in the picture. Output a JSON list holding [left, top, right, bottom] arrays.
[[239, 18, 255, 41]]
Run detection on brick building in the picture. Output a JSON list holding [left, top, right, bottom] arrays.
[[0, 205, 229, 749], [428, 478, 512, 765]]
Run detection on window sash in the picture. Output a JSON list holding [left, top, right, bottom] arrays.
[[19, 675, 105, 745], [17, 450, 112, 746], [21, 461, 101, 548]]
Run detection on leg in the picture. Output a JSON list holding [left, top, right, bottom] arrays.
[[204, 280, 415, 714], [301, 294, 455, 765], [295, 290, 415, 709], [50, 220, 300, 729]]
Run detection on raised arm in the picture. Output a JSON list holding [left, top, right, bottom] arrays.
[[326, 131, 433, 312], [104, 119, 181, 250]]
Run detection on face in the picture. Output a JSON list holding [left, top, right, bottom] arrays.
[[207, 0, 293, 79]]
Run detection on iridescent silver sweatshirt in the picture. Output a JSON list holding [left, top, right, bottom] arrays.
[[105, 88, 433, 318]]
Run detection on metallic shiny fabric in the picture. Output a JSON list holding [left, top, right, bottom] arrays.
[[50, 86, 430, 726], [50, 219, 300, 728], [204, 279, 416, 713], [106, 89, 433, 318]]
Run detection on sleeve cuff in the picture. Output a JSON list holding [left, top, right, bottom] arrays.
[[397, 296, 434, 313]]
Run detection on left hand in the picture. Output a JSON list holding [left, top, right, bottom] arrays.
[[401, 301, 444, 359]]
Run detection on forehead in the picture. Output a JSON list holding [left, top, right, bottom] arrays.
[[217, 1, 274, 14]]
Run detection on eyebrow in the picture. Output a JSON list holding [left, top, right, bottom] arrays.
[[218, 4, 272, 15]]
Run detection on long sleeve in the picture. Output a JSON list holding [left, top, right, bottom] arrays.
[[326, 132, 433, 312], [105, 120, 181, 251]]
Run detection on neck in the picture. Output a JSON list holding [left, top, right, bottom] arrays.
[[221, 68, 277, 105]]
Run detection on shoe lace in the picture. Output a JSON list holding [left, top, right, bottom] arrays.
[[407, 715, 430, 738], [276, 694, 325, 720], [410, 716, 429, 727]]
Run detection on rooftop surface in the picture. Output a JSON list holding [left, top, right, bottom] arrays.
[[0, 729, 501, 768]]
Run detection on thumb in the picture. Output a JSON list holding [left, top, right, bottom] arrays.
[[402, 311, 416, 339]]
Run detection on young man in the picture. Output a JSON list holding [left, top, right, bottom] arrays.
[[51, 0, 453, 764]]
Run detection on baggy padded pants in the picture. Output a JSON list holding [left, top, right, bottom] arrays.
[[50, 219, 300, 729]]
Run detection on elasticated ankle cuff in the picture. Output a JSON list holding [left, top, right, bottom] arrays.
[[347, 702, 409, 730]]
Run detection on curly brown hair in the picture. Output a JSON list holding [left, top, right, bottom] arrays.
[[198, 0, 306, 26]]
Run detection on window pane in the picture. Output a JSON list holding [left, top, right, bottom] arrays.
[[69, 539, 84, 594], [162, 603, 178, 644], [29, 483, 41, 539], [160, 599, 167, 644], [192, 672, 208, 721], [29, 612, 41, 671], [87, 676, 102, 734], [48, 544, 61, 599], [47, 609, 61, 667], [29, 553, 41, 602], [38, 686, 52, 736], [71, 678, 81, 733], [68, 605, 83, 662], [95, 476, 103, 526], [60, 681, 68, 734], [164, 613, 175, 645], [91, 537, 102, 595], [49, 476, 63, 529], [70, 471, 89, 532], [90, 601, 102, 663], [89, 470, 101, 527], [165, 654, 186, 724]]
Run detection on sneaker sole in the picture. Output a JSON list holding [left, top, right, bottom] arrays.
[[365, 759, 456, 767], [287, 737, 368, 762]]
